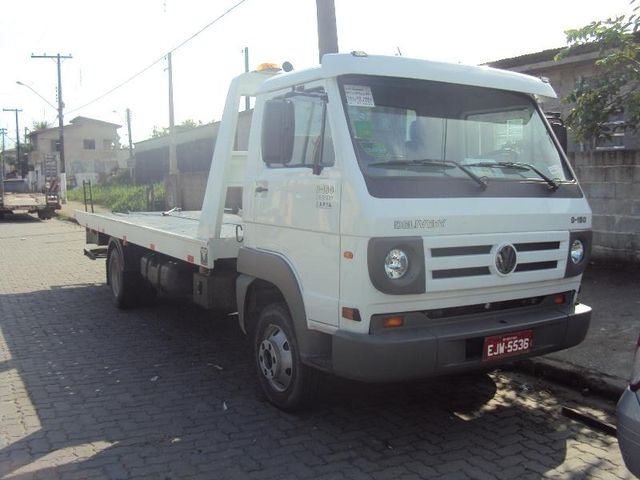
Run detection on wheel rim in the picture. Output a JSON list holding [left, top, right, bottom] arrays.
[[258, 324, 293, 392], [109, 252, 121, 298]]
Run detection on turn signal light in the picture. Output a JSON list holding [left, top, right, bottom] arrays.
[[342, 307, 361, 322], [383, 316, 404, 328], [553, 294, 566, 305], [256, 62, 281, 72]]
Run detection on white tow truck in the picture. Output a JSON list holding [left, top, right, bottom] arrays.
[[78, 53, 592, 410]]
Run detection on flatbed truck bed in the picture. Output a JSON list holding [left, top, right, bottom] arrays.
[[76, 210, 243, 268]]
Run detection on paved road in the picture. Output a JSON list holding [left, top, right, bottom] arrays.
[[0, 215, 632, 479], [547, 261, 640, 384]]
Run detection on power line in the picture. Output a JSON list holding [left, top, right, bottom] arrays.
[[66, 0, 248, 115]]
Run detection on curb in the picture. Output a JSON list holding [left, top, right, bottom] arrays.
[[514, 357, 627, 402]]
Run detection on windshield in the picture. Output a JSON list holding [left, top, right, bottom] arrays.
[[340, 75, 572, 190]]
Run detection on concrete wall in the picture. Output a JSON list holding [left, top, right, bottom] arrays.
[[570, 150, 640, 263], [177, 172, 208, 211]]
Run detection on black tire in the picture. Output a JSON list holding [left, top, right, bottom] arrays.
[[254, 303, 318, 411], [37, 209, 53, 220], [107, 246, 141, 309]]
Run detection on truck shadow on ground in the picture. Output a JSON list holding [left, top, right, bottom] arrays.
[[0, 286, 613, 479], [0, 213, 42, 223]]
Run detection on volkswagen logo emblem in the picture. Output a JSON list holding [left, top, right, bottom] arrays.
[[495, 244, 517, 275]]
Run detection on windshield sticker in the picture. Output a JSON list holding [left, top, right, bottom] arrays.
[[394, 218, 448, 230], [361, 140, 388, 159], [345, 85, 375, 107], [354, 120, 373, 139]]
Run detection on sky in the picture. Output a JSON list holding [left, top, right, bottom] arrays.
[[0, 0, 633, 149]]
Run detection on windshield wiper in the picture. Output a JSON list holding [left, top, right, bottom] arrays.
[[463, 161, 559, 190], [368, 159, 488, 189]]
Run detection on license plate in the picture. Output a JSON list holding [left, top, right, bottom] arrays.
[[483, 330, 533, 361]]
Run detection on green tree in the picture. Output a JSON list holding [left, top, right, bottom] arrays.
[[32, 120, 52, 131], [179, 119, 203, 129], [150, 119, 207, 138], [556, 1, 639, 142], [151, 125, 169, 138]]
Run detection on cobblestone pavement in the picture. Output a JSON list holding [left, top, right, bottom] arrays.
[[0, 215, 633, 479]]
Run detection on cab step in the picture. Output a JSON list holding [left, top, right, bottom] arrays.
[[84, 246, 108, 260]]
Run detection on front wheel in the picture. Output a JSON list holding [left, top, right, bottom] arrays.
[[254, 304, 317, 411]]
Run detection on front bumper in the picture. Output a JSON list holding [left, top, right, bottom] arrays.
[[332, 303, 591, 382], [617, 388, 640, 476]]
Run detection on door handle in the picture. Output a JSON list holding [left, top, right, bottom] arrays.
[[255, 186, 269, 193]]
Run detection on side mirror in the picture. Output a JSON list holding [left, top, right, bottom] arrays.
[[545, 112, 568, 154], [262, 99, 295, 165]]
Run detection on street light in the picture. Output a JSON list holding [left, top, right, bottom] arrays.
[[16, 81, 58, 112]]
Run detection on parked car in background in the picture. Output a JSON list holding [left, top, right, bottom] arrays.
[[617, 334, 640, 476]]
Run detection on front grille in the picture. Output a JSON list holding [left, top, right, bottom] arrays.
[[514, 241, 560, 252], [432, 266, 490, 279], [515, 261, 557, 272], [431, 245, 492, 257], [425, 231, 569, 292], [425, 294, 545, 320]]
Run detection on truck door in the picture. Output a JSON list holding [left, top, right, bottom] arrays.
[[251, 85, 341, 328]]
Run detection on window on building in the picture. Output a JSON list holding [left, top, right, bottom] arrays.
[[103, 139, 115, 150], [83, 139, 96, 150], [595, 118, 626, 150], [50, 139, 59, 152]]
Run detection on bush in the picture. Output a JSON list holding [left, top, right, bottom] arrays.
[[68, 183, 165, 212]]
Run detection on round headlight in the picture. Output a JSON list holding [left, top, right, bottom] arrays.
[[384, 249, 409, 279], [570, 239, 585, 264]]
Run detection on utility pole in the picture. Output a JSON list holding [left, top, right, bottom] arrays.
[[125, 108, 133, 160], [315, 0, 339, 63], [125, 108, 135, 184], [31, 53, 72, 201], [243, 47, 250, 111], [166, 52, 181, 208], [167, 52, 177, 175], [3, 109, 23, 177], [0, 128, 7, 185]]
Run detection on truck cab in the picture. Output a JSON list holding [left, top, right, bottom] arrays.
[[236, 54, 591, 408]]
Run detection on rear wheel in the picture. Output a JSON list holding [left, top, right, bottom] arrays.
[[254, 303, 318, 411], [37, 209, 53, 220], [107, 244, 154, 309], [108, 247, 129, 308]]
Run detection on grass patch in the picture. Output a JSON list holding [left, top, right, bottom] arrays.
[[67, 183, 165, 212], [55, 210, 78, 224]]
